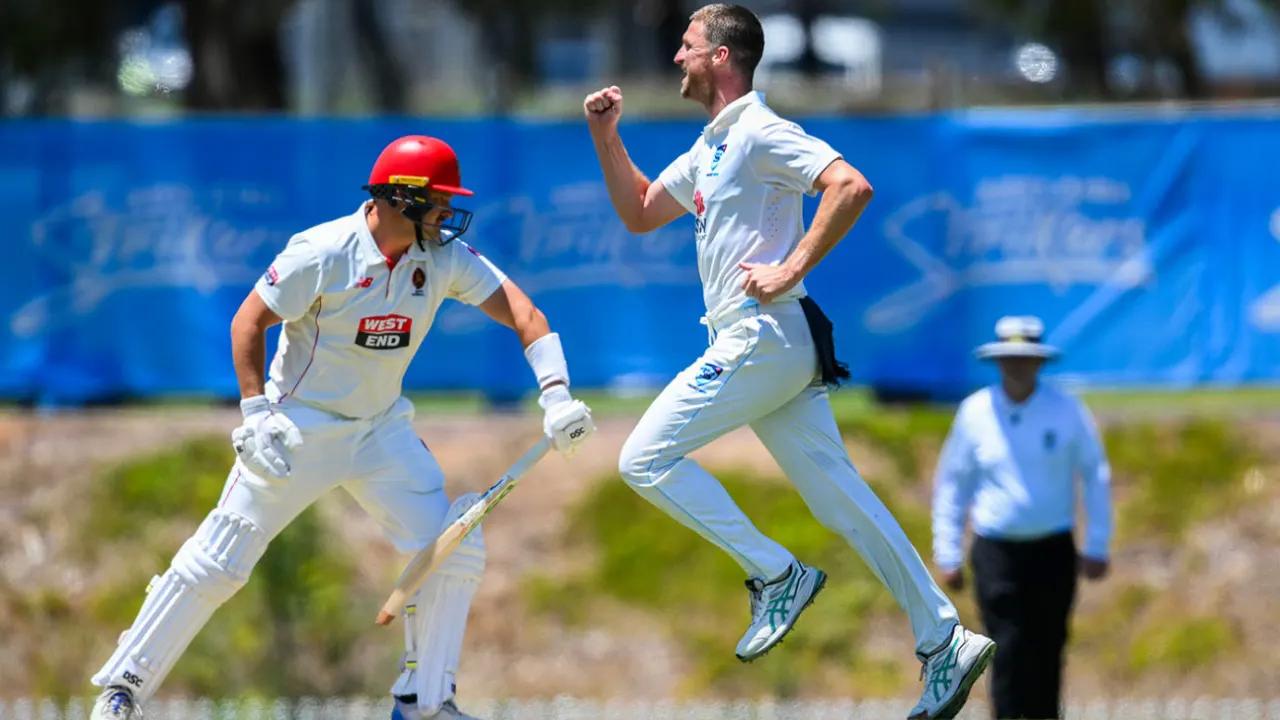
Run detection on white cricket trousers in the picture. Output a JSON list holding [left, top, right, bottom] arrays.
[[618, 300, 959, 654], [92, 396, 480, 710]]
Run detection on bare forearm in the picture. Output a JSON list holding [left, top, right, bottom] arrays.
[[590, 129, 650, 229], [231, 319, 268, 399], [784, 180, 872, 279]]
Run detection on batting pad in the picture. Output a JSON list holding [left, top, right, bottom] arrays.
[[390, 493, 485, 714], [92, 510, 269, 701]]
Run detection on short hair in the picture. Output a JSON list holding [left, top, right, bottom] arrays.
[[690, 4, 765, 80]]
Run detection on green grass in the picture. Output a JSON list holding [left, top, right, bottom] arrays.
[[1080, 385, 1280, 417], [1127, 616, 1239, 673], [1106, 419, 1260, 542]]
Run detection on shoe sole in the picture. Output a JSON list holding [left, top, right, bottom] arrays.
[[735, 569, 828, 663], [914, 638, 997, 720]]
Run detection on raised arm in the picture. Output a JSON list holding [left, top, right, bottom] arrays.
[[583, 86, 687, 234]]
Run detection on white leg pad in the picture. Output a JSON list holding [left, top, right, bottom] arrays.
[[91, 510, 269, 702], [390, 493, 486, 715]]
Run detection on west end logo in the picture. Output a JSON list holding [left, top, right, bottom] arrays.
[[355, 314, 412, 349]]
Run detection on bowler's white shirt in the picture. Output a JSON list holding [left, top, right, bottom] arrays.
[[255, 204, 506, 419], [656, 91, 841, 320], [932, 383, 1112, 570]]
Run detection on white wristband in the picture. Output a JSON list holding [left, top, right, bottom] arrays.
[[524, 332, 570, 390], [240, 395, 270, 418]]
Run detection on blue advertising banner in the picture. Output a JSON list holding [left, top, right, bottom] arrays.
[[2, 108, 1278, 404]]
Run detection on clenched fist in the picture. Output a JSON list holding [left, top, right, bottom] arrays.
[[583, 86, 623, 133], [231, 395, 303, 478]]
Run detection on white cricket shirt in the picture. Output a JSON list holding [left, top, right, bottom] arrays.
[[656, 91, 842, 321], [931, 383, 1113, 570], [255, 203, 506, 419]]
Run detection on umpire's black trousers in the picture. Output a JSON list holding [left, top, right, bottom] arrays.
[[971, 531, 1077, 720]]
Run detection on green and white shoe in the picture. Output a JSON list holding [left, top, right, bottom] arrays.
[[734, 561, 827, 662], [907, 624, 995, 719]]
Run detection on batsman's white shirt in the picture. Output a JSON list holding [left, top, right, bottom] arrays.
[[91, 205, 506, 704], [620, 92, 960, 654], [656, 91, 840, 321], [257, 204, 506, 419], [931, 384, 1113, 571]]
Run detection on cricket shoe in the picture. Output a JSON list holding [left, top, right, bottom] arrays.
[[90, 686, 139, 720], [392, 695, 481, 720], [735, 560, 827, 662], [908, 624, 995, 719]]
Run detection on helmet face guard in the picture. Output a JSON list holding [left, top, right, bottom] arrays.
[[365, 183, 473, 245]]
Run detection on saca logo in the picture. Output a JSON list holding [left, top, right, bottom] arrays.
[[355, 314, 412, 349]]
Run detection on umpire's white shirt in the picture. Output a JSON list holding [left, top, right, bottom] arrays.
[[931, 383, 1112, 571], [255, 204, 506, 419], [657, 91, 841, 321]]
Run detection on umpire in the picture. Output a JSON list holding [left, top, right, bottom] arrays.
[[931, 316, 1112, 720]]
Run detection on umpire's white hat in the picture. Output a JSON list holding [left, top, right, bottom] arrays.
[[975, 315, 1060, 360]]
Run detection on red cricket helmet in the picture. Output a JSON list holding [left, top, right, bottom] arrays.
[[366, 135, 473, 196]]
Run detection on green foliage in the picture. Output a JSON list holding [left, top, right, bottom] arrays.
[[837, 404, 954, 481], [1127, 616, 1238, 673], [1107, 419, 1259, 541]]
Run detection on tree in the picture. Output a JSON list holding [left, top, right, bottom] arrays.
[[979, 0, 1280, 99], [0, 1, 139, 114], [451, 0, 609, 112], [181, 0, 294, 110]]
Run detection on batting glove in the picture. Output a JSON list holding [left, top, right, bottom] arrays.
[[539, 385, 595, 456], [231, 395, 304, 478]]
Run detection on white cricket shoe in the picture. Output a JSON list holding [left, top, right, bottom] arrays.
[[907, 624, 995, 719], [392, 696, 481, 720], [90, 686, 139, 720], [734, 560, 827, 662]]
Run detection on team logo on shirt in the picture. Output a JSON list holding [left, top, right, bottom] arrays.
[[355, 314, 412, 349], [706, 143, 729, 177], [412, 267, 426, 296], [693, 189, 707, 239], [264, 266, 279, 286], [1044, 429, 1057, 450]]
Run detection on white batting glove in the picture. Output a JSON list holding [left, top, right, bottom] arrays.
[[539, 385, 595, 457], [231, 395, 304, 478]]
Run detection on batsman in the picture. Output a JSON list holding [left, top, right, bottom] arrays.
[[584, 4, 991, 718], [88, 135, 595, 720]]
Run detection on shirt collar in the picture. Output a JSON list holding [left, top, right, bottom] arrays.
[[703, 91, 765, 138]]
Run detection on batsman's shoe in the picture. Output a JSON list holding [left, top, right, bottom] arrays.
[[908, 624, 995, 719], [90, 686, 138, 720], [735, 561, 827, 662], [392, 695, 481, 720]]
